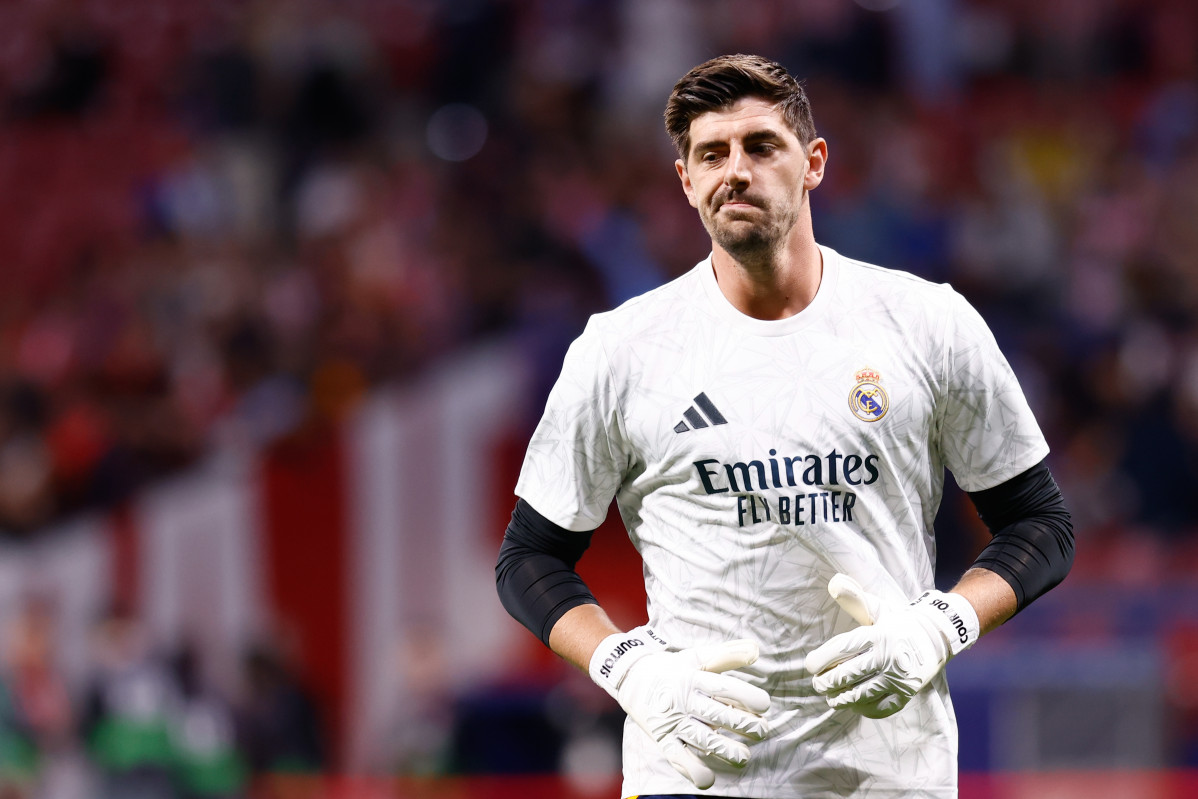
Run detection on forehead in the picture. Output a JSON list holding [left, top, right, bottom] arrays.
[[688, 97, 793, 144]]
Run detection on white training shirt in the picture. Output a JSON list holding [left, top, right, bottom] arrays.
[[516, 245, 1049, 798]]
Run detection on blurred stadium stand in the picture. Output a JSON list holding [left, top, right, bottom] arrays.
[[0, 0, 1196, 796]]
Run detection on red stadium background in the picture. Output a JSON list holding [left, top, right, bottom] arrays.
[[1, 0, 1198, 797]]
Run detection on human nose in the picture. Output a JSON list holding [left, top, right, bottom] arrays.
[[724, 146, 751, 190]]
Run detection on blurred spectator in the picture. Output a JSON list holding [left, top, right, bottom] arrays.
[[0, 675, 36, 799], [81, 607, 179, 799], [166, 644, 246, 799], [366, 627, 454, 777], [1, 596, 76, 799], [236, 644, 325, 788], [7, 12, 110, 120]]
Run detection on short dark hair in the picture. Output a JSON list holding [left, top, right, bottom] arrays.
[[664, 54, 816, 161]]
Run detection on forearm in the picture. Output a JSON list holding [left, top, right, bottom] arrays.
[[548, 569, 1019, 668], [548, 603, 624, 672], [950, 567, 1017, 635]]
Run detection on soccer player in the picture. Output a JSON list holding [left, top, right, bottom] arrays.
[[496, 54, 1073, 798]]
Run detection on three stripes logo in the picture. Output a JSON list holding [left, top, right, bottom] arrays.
[[674, 392, 728, 433]]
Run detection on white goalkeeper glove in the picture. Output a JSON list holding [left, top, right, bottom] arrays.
[[804, 574, 980, 719], [588, 626, 771, 789]]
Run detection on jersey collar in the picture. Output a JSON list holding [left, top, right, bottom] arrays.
[[696, 244, 840, 337]]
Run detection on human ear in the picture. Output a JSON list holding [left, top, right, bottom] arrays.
[[804, 138, 828, 191], [676, 159, 698, 208]]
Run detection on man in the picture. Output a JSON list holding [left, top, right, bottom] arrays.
[[496, 54, 1073, 798]]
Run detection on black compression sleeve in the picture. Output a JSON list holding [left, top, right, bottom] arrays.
[[967, 460, 1074, 612], [495, 498, 598, 647]]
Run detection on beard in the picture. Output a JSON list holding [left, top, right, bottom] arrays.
[[701, 191, 799, 265]]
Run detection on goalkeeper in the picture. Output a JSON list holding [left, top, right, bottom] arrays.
[[496, 53, 1073, 799]]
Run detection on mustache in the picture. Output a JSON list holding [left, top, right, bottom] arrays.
[[714, 189, 764, 209]]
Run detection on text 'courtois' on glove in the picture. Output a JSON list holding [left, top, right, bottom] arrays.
[[804, 573, 979, 719], [589, 625, 771, 789]]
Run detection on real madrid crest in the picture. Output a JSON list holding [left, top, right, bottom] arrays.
[[849, 367, 888, 422]]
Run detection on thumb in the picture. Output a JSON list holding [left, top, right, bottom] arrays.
[[828, 573, 883, 626], [686, 639, 760, 673]]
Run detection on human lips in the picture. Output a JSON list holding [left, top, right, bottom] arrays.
[[716, 198, 761, 214], [713, 190, 761, 212]]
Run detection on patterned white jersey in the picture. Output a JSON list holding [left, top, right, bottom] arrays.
[[516, 245, 1049, 798]]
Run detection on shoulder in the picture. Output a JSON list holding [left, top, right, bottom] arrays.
[[554, 264, 706, 390], [833, 250, 956, 300], [828, 248, 972, 321], [580, 263, 706, 347]]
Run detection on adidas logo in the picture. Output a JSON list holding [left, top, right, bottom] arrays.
[[674, 392, 728, 433]]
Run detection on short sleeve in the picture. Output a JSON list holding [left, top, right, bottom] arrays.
[[515, 319, 629, 531], [935, 291, 1049, 492]]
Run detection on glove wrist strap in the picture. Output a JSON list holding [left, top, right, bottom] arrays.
[[588, 625, 669, 699], [911, 591, 980, 657]]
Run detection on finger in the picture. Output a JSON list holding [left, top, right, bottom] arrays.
[[689, 639, 759, 673], [811, 659, 876, 697], [826, 679, 909, 719], [674, 717, 752, 767], [692, 671, 772, 715], [809, 642, 881, 696], [828, 573, 883, 626], [804, 628, 876, 677], [858, 693, 907, 719], [659, 737, 716, 789], [687, 690, 769, 739], [823, 674, 892, 708]]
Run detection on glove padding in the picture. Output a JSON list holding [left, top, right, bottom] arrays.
[[589, 626, 770, 789], [804, 574, 979, 719]]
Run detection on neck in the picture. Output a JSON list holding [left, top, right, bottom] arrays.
[[710, 233, 823, 321]]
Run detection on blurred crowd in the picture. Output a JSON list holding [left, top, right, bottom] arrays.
[[0, 0, 1195, 561], [0, 598, 327, 799], [0, 0, 1194, 789]]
